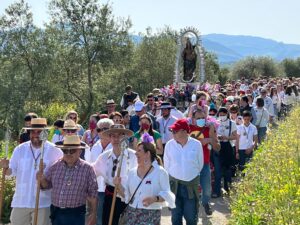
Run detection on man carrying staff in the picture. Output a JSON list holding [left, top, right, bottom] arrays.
[[0, 118, 63, 225], [37, 135, 98, 225], [93, 124, 137, 225]]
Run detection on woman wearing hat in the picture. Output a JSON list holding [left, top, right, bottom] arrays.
[[114, 134, 175, 225]]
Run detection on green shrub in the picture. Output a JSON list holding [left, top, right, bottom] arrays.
[[230, 107, 300, 225]]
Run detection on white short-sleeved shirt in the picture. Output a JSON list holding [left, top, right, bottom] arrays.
[[217, 119, 237, 138], [9, 141, 63, 208], [164, 137, 204, 182], [237, 123, 258, 150], [124, 161, 175, 210], [90, 140, 112, 192], [254, 107, 270, 127], [93, 148, 137, 189]]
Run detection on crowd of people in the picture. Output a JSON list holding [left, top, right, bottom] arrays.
[[0, 77, 299, 225]]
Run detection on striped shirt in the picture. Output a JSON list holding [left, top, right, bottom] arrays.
[[45, 159, 98, 208]]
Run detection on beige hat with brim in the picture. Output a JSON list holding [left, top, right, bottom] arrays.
[[56, 135, 86, 149], [23, 118, 50, 130], [102, 124, 133, 139], [63, 119, 79, 130]]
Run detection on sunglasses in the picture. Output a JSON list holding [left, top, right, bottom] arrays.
[[209, 114, 216, 116], [62, 149, 77, 155], [97, 127, 109, 132], [69, 116, 77, 120], [64, 129, 77, 133], [111, 159, 118, 177]]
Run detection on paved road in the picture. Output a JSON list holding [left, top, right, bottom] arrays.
[[161, 196, 230, 225]]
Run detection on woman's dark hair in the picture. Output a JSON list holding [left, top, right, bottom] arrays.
[[53, 119, 64, 128], [242, 110, 252, 118], [217, 107, 229, 118], [270, 87, 277, 98], [285, 86, 293, 96], [292, 84, 299, 97], [256, 97, 265, 107], [137, 142, 162, 166], [120, 110, 129, 118], [138, 114, 154, 137]]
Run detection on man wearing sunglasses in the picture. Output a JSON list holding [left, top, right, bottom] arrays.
[[55, 119, 91, 161], [90, 118, 114, 225], [37, 135, 98, 225], [93, 124, 137, 225], [164, 118, 204, 225]]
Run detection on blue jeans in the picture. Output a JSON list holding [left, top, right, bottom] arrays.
[[171, 184, 198, 225], [200, 164, 211, 205], [212, 151, 222, 196], [238, 150, 253, 171], [257, 127, 267, 144], [96, 192, 105, 225]]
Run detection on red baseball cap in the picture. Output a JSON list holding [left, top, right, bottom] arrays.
[[169, 119, 190, 133]]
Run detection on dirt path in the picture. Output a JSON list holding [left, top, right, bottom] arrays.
[[161, 196, 230, 225]]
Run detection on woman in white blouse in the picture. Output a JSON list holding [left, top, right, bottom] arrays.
[[114, 134, 175, 225]]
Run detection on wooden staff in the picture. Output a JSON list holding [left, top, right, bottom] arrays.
[[108, 137, 128, 225], [0, 130, 10, 221], [33, 129, 48, 225]]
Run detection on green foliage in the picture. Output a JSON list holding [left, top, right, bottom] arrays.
[[231, 56, 280, 79], [230, 106, 300, 225], [0, 175, 15, 224], [281, 58, 300, 77]]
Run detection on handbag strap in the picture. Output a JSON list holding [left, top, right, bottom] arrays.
[[127, 165, 153, 205]]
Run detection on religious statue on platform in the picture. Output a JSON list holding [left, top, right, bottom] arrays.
[[181, 38, 197, 81]]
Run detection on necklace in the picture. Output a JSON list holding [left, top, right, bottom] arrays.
[[30, 144, 41, 170], [64, 166, 76, 186]]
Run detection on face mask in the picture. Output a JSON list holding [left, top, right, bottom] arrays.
[[141, 123, 150, 131], [198, 99, 207, 106], [219, 116, 228, 122], [89, 121, 97, 130], [196, 119, 206, 127], [54, 129, 61, 135]]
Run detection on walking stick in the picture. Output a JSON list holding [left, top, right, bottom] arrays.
[[33, 129, 48, 225], [0, 129, 10, 221], [108, 137, 129, 225]]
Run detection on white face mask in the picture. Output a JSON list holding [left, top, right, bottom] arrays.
[[218, 116, 228, 122]]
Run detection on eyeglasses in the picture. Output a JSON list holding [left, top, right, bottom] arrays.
[[64, 129, 77, 133], [97, 127, 109, 132], [62, 149, 77, 155], [147, 99, 154, 102], [113, 119, 122, 122], [111, 158, 118, 177]]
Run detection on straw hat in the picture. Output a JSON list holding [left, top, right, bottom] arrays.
[[63, 119, 79, 130], [56, 135, 86, 149], [23, 118, 49, 130], [102, 124, 133, 138]]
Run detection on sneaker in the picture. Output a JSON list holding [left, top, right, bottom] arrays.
[[203, 203, 212, 215]]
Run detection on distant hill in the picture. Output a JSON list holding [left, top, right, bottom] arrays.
[[131, 33, 300, 64], [202, 34, 300, 64]]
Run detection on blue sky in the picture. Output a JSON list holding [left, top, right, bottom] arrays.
[[1, 0, 299, 44]]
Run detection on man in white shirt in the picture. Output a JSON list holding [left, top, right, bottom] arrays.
[[236, 111, 258, 171], [93, 124, 137, 225], [90, 118, 114, 225], [0, 118, 63, 225], [168, 97, 185, 119], [156, 102, 177, 149], [164, 119, 204, 225]]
